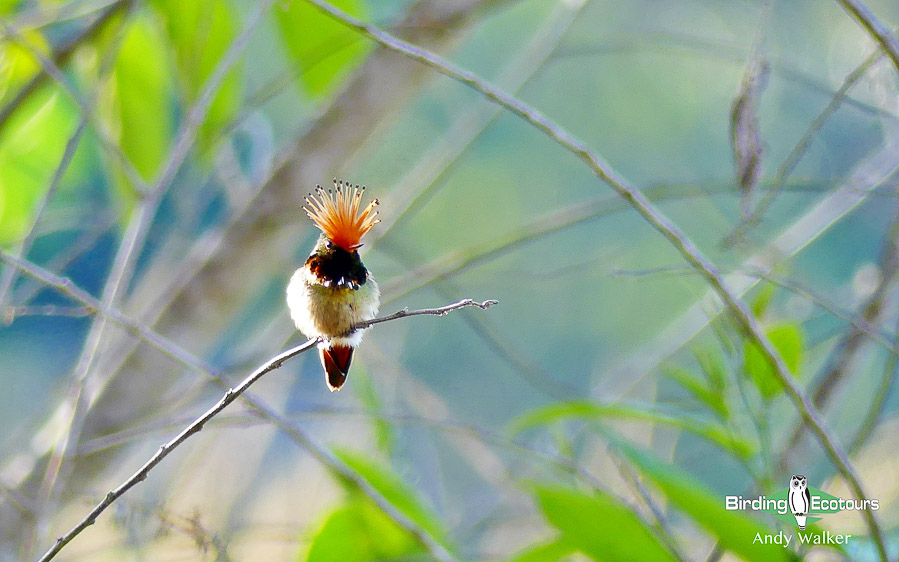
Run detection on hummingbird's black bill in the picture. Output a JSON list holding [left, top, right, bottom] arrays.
[[320, 345, 354, 391]]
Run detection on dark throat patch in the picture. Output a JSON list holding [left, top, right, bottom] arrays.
[[306, 245, 367, 289]]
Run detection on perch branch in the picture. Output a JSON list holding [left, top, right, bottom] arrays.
[[38, 297, 492, 561], [353, 298, 497, 331], [35, 339, 316, 562], [0, 251, 483, 562], [301, 0, 888, 555]]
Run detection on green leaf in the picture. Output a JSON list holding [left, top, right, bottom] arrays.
[[612, 438, 797, 562], [693, 345, 727, 395], [106, 17, 173, 214], [533, 486, 676, 561], [744, 323, 803, 400], [304, 498, 420, 561], [663, 365, 727, 420], [0, 29, 48, 103], [0, 89, 77, 247], [334, 449, 451, 552], [510, 539, 577, 562], [509, 401, 754, 459], [275, 0, 370, 98], [751, 281, 776, 318], [150, 0, 242, 152]]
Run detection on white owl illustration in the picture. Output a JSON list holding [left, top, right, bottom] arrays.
[[788, 475, 811, 530]]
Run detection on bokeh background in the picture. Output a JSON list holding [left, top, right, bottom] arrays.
[[1, 0, 898, 559]]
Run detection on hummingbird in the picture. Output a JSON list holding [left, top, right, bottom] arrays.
[[286, 179, 381, 391]]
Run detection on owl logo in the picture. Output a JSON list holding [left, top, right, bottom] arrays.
[[788, 475, 811, 530]]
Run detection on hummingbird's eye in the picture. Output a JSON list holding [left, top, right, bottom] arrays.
[[326, 241, 334, 250]]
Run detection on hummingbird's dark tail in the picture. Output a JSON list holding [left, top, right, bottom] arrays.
[[320, 345, 354, 392]]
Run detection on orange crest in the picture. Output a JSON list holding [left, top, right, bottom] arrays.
[[303, 179, 380, 251]]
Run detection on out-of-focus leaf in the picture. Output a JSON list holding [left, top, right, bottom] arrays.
[[744, 323, 802, 400], [0, 28, 49, 103], [0, 0, 19, 15], [613, 438, 797, 562], [533, 486, 676, 561], [107, 17, 173, 214], [693, 345, 727, 394], [510, 539, 577, 562], [663, 364, 727, 420], [304, 498, 420, 561], [275, 0, 370, 98], [150, 0, 241, 152], [335, 449, 451, 552], [0, 89, 76, 247], [509, 401, 754, 459], [751, 281, 776, 318]]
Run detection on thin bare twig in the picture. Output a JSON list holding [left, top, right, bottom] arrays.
[[353, 298, 497, 331], [37, 297, 492, 561], [35, 339, 315, 562], [301, 0, 888, 555]]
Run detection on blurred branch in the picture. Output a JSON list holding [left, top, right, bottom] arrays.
[[368, 0, 588, 247], [26, 2, 271, 553], [301, 0, 888, 554], [2, 305, 92, 320], [21, 1, 503, 538], [611, 454, 687, 562], [38, 298, 493, 562], [0, 247, 489, 562], [836, 0, 899, 72], [849, 311, 899, 454], [555, 31, 899, 122], [0, 0, 127, 133], [781, 205, 899, 459], [381, 178, 894, 304], [611, 264, 897, 357], [0, 120, 87, 315]]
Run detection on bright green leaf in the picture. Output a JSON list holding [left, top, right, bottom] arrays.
[[534, 486, 676, 561], [0, 29, 49, 103], [612, 438, 797, 562], [334, 449, 451, 552], [744, 323, 803, 400], [0, 89, 77, 246], [275, 0, 370, 98], [150, 0, 242, 152], [509, 401, 754, 459], [106, 17, 173, 214], [751, 281, 776, 318], [304, 498, 420, 561]]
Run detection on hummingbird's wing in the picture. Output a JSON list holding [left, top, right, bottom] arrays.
[[320, 345, 354, 392]]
